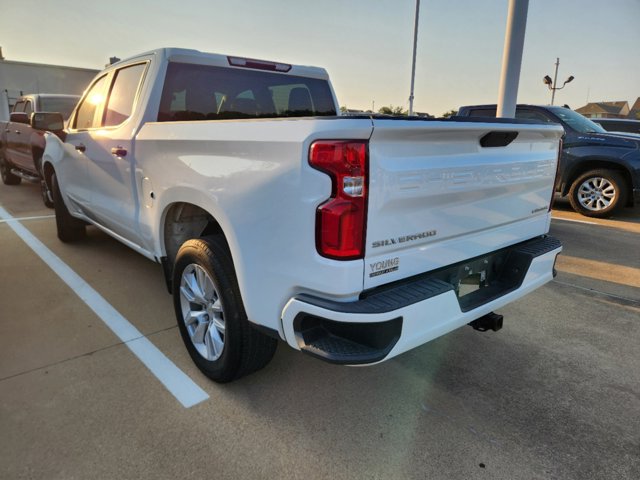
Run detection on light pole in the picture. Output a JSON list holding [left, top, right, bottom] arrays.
[[408, 0, 420, 116], [544, 58, 574, 105], [496, 0, 529, 118]]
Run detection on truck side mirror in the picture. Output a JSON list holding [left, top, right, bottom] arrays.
[[31, 112, 65, 131], [10, 112, 30, 125]]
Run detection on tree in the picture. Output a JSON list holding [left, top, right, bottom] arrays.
[[378, 105, 408, 116], [340, 105, 348, 113], [441, 109, 458, 118]]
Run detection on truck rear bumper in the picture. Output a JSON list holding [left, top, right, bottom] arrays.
[[281, 236, 562, 365]]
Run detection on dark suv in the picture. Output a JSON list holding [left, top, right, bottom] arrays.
[[457, 104, 640, 218]]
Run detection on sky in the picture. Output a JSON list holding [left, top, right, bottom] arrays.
[[1, 0, 639, 116]]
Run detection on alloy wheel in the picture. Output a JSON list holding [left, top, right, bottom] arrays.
[[179, 264, 226, 361], [576, 176, 616, 212]]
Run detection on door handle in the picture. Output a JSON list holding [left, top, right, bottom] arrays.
[[111, 146, 127, 157], [75, 143, 86, 153], [14, 130, 21, 134]]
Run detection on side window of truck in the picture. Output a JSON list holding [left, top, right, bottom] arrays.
[[515, 110, 553, 123], [73, 75, 108, 130], [104, 63, 147, 127], [12, 101, 25, 113]]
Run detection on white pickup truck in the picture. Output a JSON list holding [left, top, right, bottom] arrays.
[[38, 48, 563, 382]]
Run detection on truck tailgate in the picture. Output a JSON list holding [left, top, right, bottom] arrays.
[[364, 119, 563, 289]]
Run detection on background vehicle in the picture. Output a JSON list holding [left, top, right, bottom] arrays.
[[457, 104, 640, 218], [0, 94, 79, 207], [39, 48, 563, 382], [590, 117, 640, 135]]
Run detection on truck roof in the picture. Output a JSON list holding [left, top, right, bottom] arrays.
[[17, 94, 80, 100], [107, 47, 331, 81], [459, 104, 564, 110]]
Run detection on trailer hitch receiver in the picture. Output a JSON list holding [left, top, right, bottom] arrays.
[[468, 312, 503, 332]]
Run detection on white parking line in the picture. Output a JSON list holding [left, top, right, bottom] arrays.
[[0, 205, 209, 408], [0, 214, 55, 224], [552, 217, 598, 225]]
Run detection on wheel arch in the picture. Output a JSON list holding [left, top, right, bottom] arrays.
[[159, 201, 235, 294], [40, 133, 66, 192], [31, 145, 45, 173], [562, 157, 633, 206], [41, 158, 56, 194], [29, 128, 46, 171]]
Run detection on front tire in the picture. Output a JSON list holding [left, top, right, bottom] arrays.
[[173, 236, 277, 383], [0, 157, 21, 185], [40, 178, 54, 208], [51, 173, 86, 242], [36, 157, 54, 208], [568, 169, 628, 218]]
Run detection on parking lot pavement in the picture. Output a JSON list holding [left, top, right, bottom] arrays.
[[1, 182, 639, 480], [551, 198, 640, 302], [0, 223, 115, 379]]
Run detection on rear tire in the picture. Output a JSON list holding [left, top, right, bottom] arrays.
[[173, 235, 277, 383], [0, 157, 21, 185], [568, 169, 628, 218], [51, 173, 86, 242]]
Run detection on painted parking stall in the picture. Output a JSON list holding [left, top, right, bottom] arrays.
[[0, 205, 208, 408]]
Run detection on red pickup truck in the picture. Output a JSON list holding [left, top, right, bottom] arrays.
[[0, 94, 79, 207]]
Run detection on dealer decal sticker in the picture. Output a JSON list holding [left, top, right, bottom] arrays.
[[369, 257, 400, 277]]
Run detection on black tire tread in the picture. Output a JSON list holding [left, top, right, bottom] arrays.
[[0, 157, 21, 185], [51, 173, 86, 242], [41, 179, 54, 208], [173, 235, 277, 383], [201, 236, 278, 380], [35, 157, 54, 208]]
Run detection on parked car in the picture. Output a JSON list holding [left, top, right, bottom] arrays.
[[0, 94, 79, 207], [590, 117, 640, 135], [38, 48, 563, 382], [457, 104, 640, 218]]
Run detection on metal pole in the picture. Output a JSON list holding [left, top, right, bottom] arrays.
[[408, 0, 420, 116], [550, 57, 559, 105], [496, 0, 529, 118], [0, 90, 10, 122]]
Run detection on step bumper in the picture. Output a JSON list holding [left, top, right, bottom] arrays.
[[281, 236, 562, 365]]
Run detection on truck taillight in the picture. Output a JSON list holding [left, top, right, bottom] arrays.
[[309, 140, 368, 260], [550, 136, 564, 211]]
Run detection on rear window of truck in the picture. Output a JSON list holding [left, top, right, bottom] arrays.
[[157, 62, 337, 121], [40, 97, 79, 119]]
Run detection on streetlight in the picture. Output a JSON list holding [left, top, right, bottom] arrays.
[[408, 0, 420, 116], [544, 57, 574, 105]]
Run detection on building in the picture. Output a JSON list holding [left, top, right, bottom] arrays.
[[0, 48, 99, 112], [575, 98, 640, 119], [629, 98, 640, 120], [575, 101, 629, 118]]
